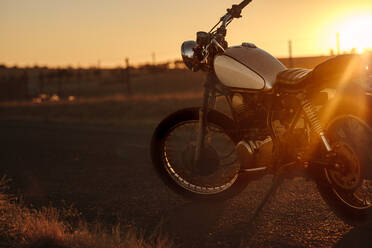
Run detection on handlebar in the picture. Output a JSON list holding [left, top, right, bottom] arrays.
[[209, 0, 253, 34], [228, 0, 252, 18], [194, 0, 253, 69], [238, 0, 252, 9]]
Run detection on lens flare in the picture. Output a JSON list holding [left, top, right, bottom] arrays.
[[337, 14, 372, 53], [320, 55, 368, 129]]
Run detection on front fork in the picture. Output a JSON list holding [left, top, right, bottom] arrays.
[[194, 73, 217, 164]]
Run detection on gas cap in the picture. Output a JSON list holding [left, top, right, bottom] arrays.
[[242, 42, 257, 48]]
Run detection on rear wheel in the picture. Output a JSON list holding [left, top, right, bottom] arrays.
[[151, 107, 249, 200], [317, 115, 372, 224]]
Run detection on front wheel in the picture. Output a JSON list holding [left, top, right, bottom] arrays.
[[151, 107, 249, 200], [317, 114, 372, 224]]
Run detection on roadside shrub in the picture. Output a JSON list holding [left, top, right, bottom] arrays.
[[0, 176, 171, 248]]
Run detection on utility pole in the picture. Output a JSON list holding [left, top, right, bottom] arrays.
[[336, 32, 340, 55], [288, 40, 293, 68]]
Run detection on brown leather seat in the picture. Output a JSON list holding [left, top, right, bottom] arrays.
[[276, 68, 312, 88], [275, 54, 366, 91]]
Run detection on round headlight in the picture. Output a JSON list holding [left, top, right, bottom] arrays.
[[181, 40, 197, 70]]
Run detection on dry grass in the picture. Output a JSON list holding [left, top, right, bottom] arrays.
[[0, 176, 172, 248]]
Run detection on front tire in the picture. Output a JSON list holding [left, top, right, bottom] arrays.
[[151, 107, 249, 200]]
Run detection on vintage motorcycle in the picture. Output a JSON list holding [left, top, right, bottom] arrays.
[[151, 0, 372, 223]]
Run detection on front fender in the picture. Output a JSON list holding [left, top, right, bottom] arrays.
[[154, 107, 241, 143]]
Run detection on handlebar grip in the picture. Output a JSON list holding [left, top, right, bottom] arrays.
[[238, 0, 252, 9]]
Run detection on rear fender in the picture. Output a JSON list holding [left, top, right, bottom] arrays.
[[310, 54, 368, 89], [319, 85, 372, 127]]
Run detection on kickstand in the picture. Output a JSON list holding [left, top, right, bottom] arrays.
[[248, 174, 283, 224]]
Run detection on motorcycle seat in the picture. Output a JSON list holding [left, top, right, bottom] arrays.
[[275, 68, 312, 90], [275, 54, 365, 91]]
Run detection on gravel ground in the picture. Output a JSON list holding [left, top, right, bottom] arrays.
[[0, 120, 371, 248]]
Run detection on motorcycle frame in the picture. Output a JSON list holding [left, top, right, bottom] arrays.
[[194, 71, 333, 173]]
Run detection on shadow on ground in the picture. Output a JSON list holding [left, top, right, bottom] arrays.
[[335, 219, 372, 248]]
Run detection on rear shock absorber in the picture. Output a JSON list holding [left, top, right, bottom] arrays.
[[299, 95, 332, 152]]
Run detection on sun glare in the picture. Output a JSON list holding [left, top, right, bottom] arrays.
[[338, 14, 372, 53]]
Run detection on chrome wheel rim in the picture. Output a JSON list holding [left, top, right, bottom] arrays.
[[162, 121, 239, 195]]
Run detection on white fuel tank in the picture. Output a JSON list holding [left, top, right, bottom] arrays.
[[214, 44, 286, 91]]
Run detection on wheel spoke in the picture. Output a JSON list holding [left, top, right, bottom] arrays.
[[162, 120, 239, 194]]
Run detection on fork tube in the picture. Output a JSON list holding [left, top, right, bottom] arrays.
[[194, 74, 214, 164]]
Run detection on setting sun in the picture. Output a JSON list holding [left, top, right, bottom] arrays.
[[338, 14, 372, 53]]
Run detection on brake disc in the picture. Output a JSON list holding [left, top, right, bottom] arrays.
[[328, 141, 361, 191]]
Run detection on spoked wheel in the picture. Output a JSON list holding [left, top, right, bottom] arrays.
[[151, 108, 249, 200], [164, 121, 239, 194], [318, 115, 372, 223]]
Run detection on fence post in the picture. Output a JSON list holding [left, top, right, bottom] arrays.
[[124, 58, 132, 96]]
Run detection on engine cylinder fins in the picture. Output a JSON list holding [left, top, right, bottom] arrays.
[[231, 93, 244, 108]]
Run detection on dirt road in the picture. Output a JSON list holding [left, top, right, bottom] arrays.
[[1, 120, 371, 248]]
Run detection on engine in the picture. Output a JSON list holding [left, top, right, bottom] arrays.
[[232, 92, 309, 168], [231, 93, 268, 131]]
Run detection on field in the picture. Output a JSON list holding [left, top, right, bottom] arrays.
[[1, 67, 372, 248], [0, 69, 205, 125]]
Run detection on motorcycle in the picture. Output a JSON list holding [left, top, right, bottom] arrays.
[[151, 0, 372, 224]]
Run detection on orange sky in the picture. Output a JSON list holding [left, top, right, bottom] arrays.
[[1, 0, 372, 67]]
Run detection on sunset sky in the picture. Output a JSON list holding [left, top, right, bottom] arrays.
[[1, 0, 372, 67]]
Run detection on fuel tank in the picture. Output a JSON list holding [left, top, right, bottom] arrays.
[[214, 44, 286, 91]]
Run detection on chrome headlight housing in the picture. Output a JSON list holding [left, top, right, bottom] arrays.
[[181, 40, 197, 71]]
